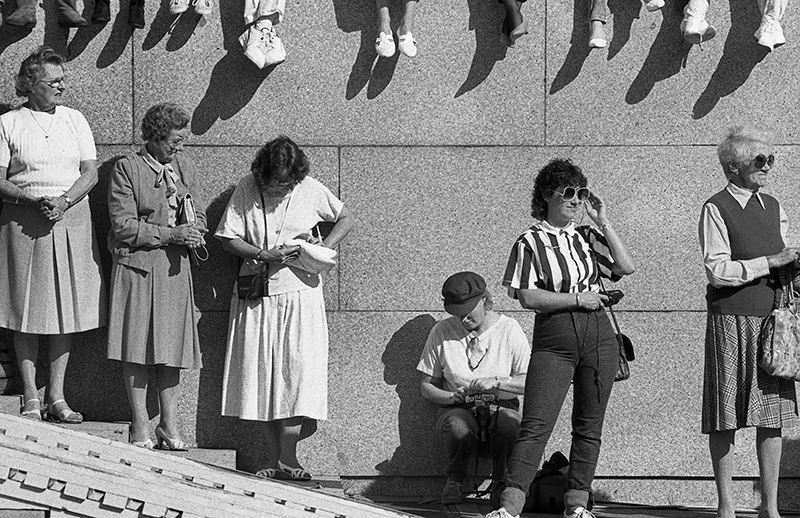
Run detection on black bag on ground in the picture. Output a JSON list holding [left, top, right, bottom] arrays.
[[490, 451, 569, 513]]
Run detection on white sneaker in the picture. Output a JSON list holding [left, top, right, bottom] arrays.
[[375, 31, 395, 58], [169, 0, 189, 14], [484, 508, 520, 518], [564, 506, 596, 518], [193, 0, 212, 16], [397, 31, 417, 57], [644, 0, 664, 11], [680, 16, 716, 45], [239, 23, 286, 68], [755, 18, 785, 50]]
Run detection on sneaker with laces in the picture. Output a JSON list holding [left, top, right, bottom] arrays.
[[441, 480, 464, 505], [564, 506, 596, 518], [169, 0, 189, 14], [239, 23, 286, 68], [484, 508, 520, 518], [375, 31, 395, 58], [755, 18, 785, 50], [193, 0, 212, 15]]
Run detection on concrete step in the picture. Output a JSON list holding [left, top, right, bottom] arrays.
[[52, 421, 130, 444], [162, 447, 238, 470], [0, 395, 21, 415]]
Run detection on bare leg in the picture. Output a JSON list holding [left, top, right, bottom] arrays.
[[376, 0, 391, 34], [46, 333, 73, 404], [262, 420, 282, 468], [756, 427, 783, 518], [398, 0, 417, 35], [278, 416, 305, 467], [13, 332, 39, 404], [155, 365, 182, 439], [123, 362, 151, 442], [709, 430, 737, 518]]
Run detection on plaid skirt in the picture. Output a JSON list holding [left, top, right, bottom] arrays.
[[702, 312, 798, 433]]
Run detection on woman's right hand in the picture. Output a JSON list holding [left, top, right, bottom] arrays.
[[256, 244, 302, 264], [169, 224, 205, 247], [576, 291, 609, 311], [767, 247, 800, 269]]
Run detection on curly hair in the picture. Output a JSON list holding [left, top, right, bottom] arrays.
[[251, 135, 309, 190], [717, 126, 775, 177], [15, 46, 65, 98], [141, 103, 190, 142], [530, 159, 588, 220]]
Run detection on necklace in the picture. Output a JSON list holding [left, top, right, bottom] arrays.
[[28, 108, 55, 139]]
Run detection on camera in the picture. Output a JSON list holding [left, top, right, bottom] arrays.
[[467, 393, 499, 443]]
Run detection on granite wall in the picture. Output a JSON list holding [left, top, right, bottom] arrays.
[[1, 0, 799, 509]]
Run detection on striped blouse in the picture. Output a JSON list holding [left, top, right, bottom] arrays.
[[502, 220, 620, 298]]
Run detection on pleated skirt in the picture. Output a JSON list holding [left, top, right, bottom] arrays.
[[221, 285, 328, 422], [107, 244, 202, 369], [702, 312, 798, 433], [0, 200, 107, 334]]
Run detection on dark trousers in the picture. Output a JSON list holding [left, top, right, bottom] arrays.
[[501, 309, 619, 515], [436, 404, 521, 484]]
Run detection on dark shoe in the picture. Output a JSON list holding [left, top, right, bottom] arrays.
[[441, 479, 464, 505], [509, 19, 528, 44], [91, 0, 110, 23], [56, 0, 89, 27], [128, 0, 144, 28], [5, 0, 37, 28]]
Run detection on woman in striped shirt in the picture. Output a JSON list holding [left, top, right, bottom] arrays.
[[486, 158, 635, 518]]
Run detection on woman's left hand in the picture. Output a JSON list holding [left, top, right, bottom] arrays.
[[585, 191, 608, 226]]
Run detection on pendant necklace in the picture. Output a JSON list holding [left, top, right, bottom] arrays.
[[28, 107, 55, 139]]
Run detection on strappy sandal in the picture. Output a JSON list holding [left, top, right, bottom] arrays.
[[277, 460, 312, 480], [255, 467, 279, 479], [46, 399, 83, 424], [21, 399, 42, 421]]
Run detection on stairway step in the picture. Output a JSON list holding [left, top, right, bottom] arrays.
[[161, 448, 237, 470], [52, 421, 130, 443], [0, 395, 21, 415]]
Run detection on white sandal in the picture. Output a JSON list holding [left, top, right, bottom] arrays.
[[375, 31, 395, 58]]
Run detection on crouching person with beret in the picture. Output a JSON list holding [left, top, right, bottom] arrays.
[[417, 271, 531, 505]]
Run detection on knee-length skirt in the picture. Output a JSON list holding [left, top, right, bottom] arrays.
[[221, 285, 328, 422], [0, 200, 106, 334], [702, 312, 798, 433], [106, 244, 202, 369]]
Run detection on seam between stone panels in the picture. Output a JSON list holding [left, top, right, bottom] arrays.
[[543, 0, 548, 146], [337, 146, 343, 312], [130, 36, 136, 145]]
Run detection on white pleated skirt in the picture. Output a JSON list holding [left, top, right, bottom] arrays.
[[221, 285, 328, 422]]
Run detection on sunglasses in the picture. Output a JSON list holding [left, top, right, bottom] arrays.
[[553, 187, 590, 202], [752, 154, 775, 169]]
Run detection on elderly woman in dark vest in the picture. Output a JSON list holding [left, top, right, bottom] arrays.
[[700, 126, 799, 518]]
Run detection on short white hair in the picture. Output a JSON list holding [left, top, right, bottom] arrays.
[[717, 126, 774, 176]]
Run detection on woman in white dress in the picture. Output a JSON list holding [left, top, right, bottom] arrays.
[[215, 135, 354, 480], [0, 46, 106, 423]]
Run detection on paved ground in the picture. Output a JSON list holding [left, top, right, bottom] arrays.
[[370, 498, 800, 518]]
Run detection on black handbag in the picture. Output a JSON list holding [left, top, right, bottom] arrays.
[[237, 272, 267, 300], [599, 276, 634, 382]]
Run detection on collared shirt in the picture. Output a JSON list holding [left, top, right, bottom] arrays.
[[502, 220, 619, 298], [140, 146, 179, 227], [700, 181, 789, 288], [416, 314, 530, 400]]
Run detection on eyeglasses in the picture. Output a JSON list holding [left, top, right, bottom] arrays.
[[752, 154, 775, 169], [40, 78, 66, 88], [162, 138, 185, 150], [272, 179, 297, 188], [552, 186, 590, 202]]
